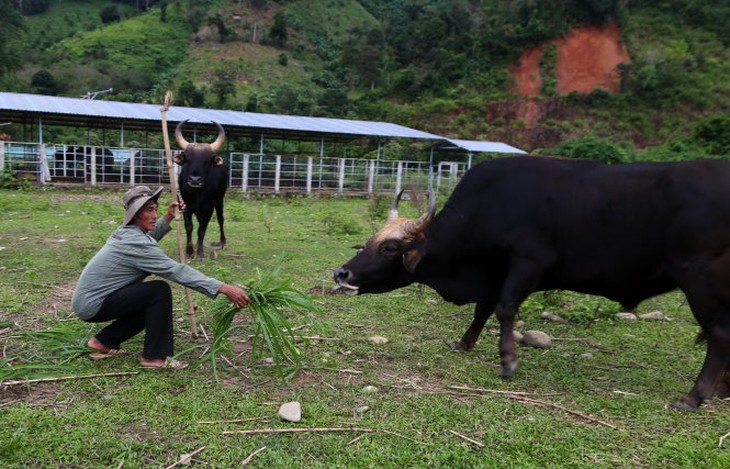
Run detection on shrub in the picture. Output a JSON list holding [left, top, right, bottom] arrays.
[[539, 136, 631, 164], [693, 114, 730, 156], [320, 209, 362, 236], [0, 169, 31, 190]]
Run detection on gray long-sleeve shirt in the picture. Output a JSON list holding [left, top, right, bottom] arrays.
[[72, 219, 222, 320]]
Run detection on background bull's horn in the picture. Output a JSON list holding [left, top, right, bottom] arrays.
[[414, 190, 437, 229], [388, 190, 405, 221], [174, 120, 190, 150], [210, 121, 226, 152]]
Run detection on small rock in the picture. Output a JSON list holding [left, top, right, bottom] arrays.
[[616, 312, 638, 320], [355, 406, 370, 414], [362, 385, 379, 394], [278, 401, 302, 422], [515, 320, 525, 329], [578, 352, 594, 359], [261, 357, 275, 365], [522, 330, 552, 348], [513, 330, 524, 343], [540, 311, 567, 323], [368, 336, 389, 345], [639, 311, 667, 321]]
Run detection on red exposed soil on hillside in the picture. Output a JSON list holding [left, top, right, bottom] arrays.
[[509, 23, 631, 125]]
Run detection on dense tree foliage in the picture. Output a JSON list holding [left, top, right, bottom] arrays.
[[1, 0, 727, 159], [11, 0, 51, 15], [0, 0, 25, 82]]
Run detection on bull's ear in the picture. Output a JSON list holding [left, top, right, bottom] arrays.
[[402, 233, 426, 273], [173, 153, 185, 165], [214, 156, 225, 166]]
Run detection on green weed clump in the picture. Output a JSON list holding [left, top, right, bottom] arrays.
[[320, 209, 363, 236], [0, 323, 93, 382], [200, 266, 320, 381]]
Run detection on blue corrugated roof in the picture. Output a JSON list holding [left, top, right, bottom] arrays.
[[443, 138, 527, 154], [0, 92, 528, 154], [0, 92, 442, 140]]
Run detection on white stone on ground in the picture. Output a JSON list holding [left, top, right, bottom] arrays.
[[278, 401, 302, 422], [521, 330, 552, 348]]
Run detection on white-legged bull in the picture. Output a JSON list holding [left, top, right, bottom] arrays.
[[174, 120, 228, 261]]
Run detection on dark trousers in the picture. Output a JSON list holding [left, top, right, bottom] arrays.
[[87, 280, 173, 360]]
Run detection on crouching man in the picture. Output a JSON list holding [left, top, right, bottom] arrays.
[[72, 186, 251, 370]]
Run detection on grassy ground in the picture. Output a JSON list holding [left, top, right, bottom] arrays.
[[1, 188, 730, 468]]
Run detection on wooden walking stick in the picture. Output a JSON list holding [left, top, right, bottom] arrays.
[[160, 91, 198, 337]]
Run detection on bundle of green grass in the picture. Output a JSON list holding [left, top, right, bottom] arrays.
[[200, 267, 320, 380]]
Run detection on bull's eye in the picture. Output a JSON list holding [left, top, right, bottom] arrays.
[[379, 240, 401, 257]]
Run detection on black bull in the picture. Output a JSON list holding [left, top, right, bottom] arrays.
[[174, 120, 228, 260], [334, 155, 730, 410]]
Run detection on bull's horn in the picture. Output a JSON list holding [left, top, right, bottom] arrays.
[[414, 190, 437, 230], [174, 120, 190, 150], [210, 121, 226, 152], [388, 190, 405, 221]]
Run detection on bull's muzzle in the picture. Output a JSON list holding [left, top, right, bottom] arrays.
[[333, 267, 359, 295], [187, 176, 204, 188]]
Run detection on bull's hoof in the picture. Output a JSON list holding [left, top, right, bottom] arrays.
[[668, 400, 699, 412], [447, 341, 472, 351], [500, 361, 518, 378]]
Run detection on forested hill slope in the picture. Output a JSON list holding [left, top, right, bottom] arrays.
[[1, 0, 728, 159]]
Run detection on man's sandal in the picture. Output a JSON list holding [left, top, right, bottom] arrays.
[[140, 357, 188, 370], [89, 349, 127, 360]]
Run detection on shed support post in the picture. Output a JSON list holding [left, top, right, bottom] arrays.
[[396, 161, 403, 194], [0, 141, 5, 172]]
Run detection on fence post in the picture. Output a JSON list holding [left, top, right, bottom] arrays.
[[338, 158, 345, 194], [396, 161, 403, 194], [274, 155, 281, 194], [0, 141, 5, 172], [90, 147, 97, 186], [242, 154, 249, 193], [38, 144, 50, 184], [129, 150, 136, 185], [367, 159, 375, 195], [306, 157, 313, 194]]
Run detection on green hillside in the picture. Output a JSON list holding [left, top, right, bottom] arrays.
[[1, 0, 729, 159]]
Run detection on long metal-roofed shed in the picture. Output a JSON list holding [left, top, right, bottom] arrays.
[[0, 92, 527, 194], [0, 92, 443, 146]]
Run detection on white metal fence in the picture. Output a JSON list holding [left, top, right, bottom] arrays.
[[0, 141, 470, 195]]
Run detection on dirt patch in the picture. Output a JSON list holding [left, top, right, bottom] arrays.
[[509, 23, 631, 124], [555, 23, 630, 95], [48, 193, 119, 203], [32, 281, 76, 316]]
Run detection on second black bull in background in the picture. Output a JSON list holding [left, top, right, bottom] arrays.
[[174, 120, 228, 261], [334, 155, 730, 411]]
